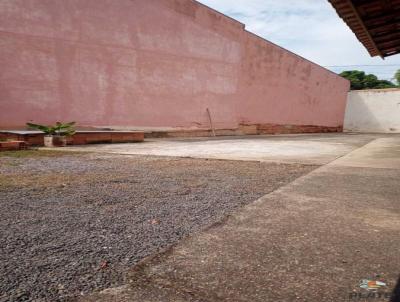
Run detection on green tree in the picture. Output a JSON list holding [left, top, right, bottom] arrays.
[[340, 70, 365, 90], [339, 70, 396, 90], [395, 69, 400, 86], [363, 74, 378, 88]]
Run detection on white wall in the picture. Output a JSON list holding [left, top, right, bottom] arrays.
[[344, 89, 400, 133]]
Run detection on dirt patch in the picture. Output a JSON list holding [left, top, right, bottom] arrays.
[[0, 153, 316, 301]]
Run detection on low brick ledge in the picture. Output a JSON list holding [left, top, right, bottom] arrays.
[[0, 140, 28, 151], [145, 124, 343, 138], [0, 131, 144, 146]]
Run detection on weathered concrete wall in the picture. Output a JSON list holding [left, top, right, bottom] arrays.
[[344, 89, 400, 133], [0, 0, 349, 131]]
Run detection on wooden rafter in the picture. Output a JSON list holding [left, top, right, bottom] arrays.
[[328, 0, 400, 57]]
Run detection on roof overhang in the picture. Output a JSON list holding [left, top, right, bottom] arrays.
[[328, 0, 400, 58]]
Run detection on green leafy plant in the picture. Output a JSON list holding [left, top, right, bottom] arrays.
[[340, 70, 397, 90], [26, 122, 76, 136]]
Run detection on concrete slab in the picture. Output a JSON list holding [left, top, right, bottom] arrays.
[[58, 133, 377, 165], [80, 134, 400, 302], [331, 137, 400, 169]]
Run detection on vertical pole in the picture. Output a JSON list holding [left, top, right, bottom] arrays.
[[206, 108, 216, 137]]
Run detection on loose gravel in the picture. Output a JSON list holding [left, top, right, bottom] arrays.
[[0, 152, 316, 301]]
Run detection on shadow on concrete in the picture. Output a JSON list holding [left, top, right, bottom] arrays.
[[391, 275, 400, 302]]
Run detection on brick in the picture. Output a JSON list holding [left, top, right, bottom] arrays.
[[257, 124, 342, 135], [0, 141, 26, 151]]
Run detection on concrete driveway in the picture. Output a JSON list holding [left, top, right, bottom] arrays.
[[71, 133, 400, 302]]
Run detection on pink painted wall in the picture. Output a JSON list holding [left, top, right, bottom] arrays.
[[0, 0, 349, 129]]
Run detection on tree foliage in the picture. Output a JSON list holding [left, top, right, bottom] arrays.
[[395, 69, 400, 86], [339, 70, 397, 90]]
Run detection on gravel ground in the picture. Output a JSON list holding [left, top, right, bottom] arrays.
[[0, 151, 316, 301]]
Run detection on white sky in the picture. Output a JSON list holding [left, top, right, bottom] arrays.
[[197, 0, 400, 81]]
